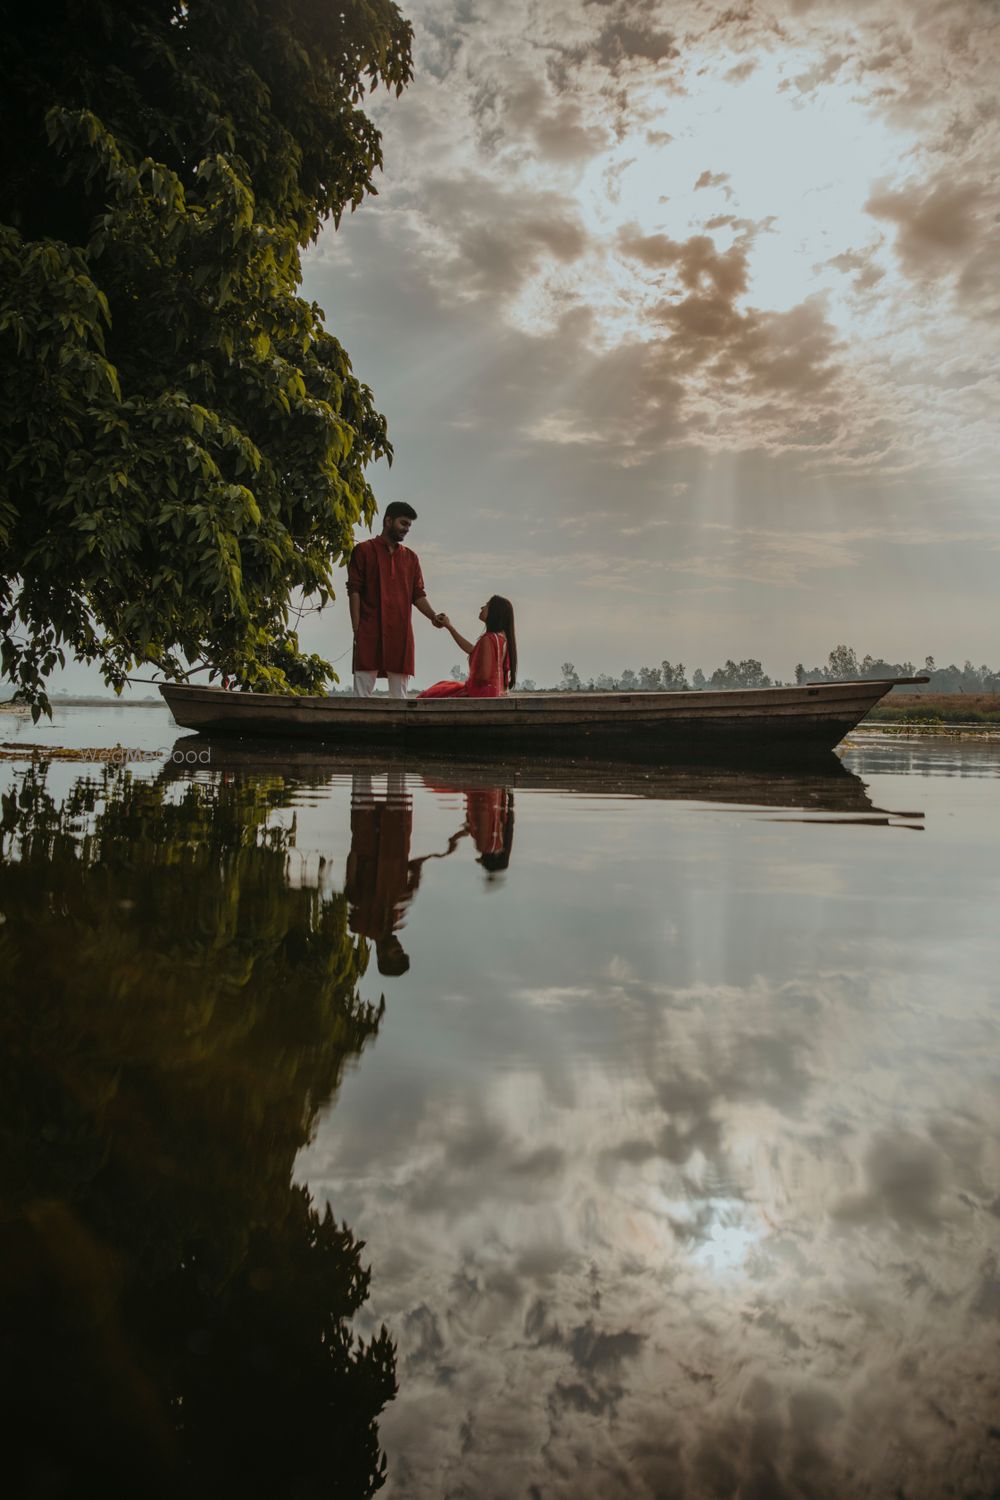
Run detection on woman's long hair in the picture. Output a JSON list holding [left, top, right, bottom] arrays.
[[483, 596, 517, 688]]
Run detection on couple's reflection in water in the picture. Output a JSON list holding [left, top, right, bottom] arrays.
[[346, 769, 514, 976], [0, 747, 922, 1497]]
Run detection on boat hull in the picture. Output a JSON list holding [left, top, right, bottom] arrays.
[[159, 678, 925, 763]]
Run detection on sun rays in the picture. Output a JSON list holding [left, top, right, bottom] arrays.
[[299, 0, 1000, 681]]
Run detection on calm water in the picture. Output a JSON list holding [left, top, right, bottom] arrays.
[[2, 710, 999, 1498]]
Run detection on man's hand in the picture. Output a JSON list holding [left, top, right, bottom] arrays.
[[433, 612, 449, 628], [414, 596, 443, 626]]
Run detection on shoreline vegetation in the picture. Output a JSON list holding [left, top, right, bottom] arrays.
[[862, 693, 1000, 726], [511, 646, 999, 701], [0, 696, 162, 709]]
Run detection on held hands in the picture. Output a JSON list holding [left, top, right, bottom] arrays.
[[433, 612, 450, 629]]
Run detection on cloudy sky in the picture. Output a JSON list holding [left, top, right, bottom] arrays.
[[296, 0, 999, 689]]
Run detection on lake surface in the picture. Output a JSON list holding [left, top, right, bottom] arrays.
[[2, 708, 999, 1498]]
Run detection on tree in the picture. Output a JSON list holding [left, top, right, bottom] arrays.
[[709, 658, 771, 690], [826, 645, 860, 680], [692, 667, 706, 690], [638, 664, 662, 691], [661, 660, 687, 691], [1, 1, 413, 716], [560, 662, 581, 691]]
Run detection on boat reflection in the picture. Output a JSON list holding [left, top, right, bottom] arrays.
[[167, 739, 923, 828]]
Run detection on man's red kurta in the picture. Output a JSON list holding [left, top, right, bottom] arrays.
[[347, 535, 427, 677], [344, 797, 417, 941]]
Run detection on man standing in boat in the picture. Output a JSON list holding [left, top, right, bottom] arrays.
[[347, 502, 445, 696]]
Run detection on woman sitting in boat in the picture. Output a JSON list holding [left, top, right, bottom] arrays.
[[419, 596, 517, 699]]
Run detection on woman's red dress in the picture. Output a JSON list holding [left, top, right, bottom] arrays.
[[419, 632, 509, 698], [464, 787, 512, 857]]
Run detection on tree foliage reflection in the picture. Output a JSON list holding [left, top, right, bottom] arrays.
[[0, 767, 395, 1498]]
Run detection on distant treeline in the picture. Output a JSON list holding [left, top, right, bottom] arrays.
[[514, 647, 1000, 694]]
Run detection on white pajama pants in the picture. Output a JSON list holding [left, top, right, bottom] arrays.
[[353, 670, 410, 698]]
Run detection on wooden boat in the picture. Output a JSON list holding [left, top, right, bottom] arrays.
[[159, 676, 927, 763]]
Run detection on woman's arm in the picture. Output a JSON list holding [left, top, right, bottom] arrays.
[[441, 617, 476, 655]]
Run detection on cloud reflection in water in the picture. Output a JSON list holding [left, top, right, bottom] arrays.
[[292, 746, 1000, 1499]]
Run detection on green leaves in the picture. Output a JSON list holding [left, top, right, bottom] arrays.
[[2, 1, 413, 710]]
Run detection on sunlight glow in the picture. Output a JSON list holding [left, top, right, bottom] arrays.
[[509, 48, 917, 346]]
